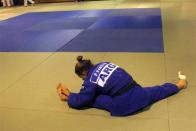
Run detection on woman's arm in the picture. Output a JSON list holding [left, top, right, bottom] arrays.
[[67, 84, 97, 109], [56, 83, 97, 109]]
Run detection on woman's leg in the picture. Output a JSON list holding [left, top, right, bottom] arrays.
[[5, 0, 11, 6], [2, 0, 7, 7], [24, 0, 27, 6], [144, 71, 187, 104], [9, 0, 13, 6], [27, 0, 34, 4]]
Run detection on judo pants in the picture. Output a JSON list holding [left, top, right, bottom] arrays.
[[93, 83, 180, 116], [143, 83, 180, 104]]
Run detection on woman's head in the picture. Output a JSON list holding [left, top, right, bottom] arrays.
[[75, 56, 93, 80]]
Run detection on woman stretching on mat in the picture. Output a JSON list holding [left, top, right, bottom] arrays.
[[56, 56, 187, 116]]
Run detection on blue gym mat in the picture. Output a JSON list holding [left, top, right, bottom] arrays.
[[26, 17, 98, 31], [0, 30, 82, 52], [59, 29, 163, 52], [88, 16, 162, 29], [0, 8, 164, 52]]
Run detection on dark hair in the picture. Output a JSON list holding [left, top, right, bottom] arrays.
[[75, 56, 93, 76]]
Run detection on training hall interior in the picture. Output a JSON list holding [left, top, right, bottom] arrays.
[[0, 0, 196, 131]]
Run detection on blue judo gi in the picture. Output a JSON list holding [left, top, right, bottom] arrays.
[[68, 62, 179, 116]]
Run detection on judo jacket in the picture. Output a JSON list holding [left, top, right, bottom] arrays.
[[67, 62, 179, 116]]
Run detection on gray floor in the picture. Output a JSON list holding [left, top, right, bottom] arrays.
[[0, 0, 196, 131]]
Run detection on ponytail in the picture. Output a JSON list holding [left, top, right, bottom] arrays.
[[75, 56, 93, 76], [77, 56, 83, 62]]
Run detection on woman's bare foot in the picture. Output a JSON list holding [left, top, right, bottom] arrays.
[[56, 83, 68, 101], [56, 83, 63, 94], [59, 93, 68, 101], [176, 71, 188, 90]]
